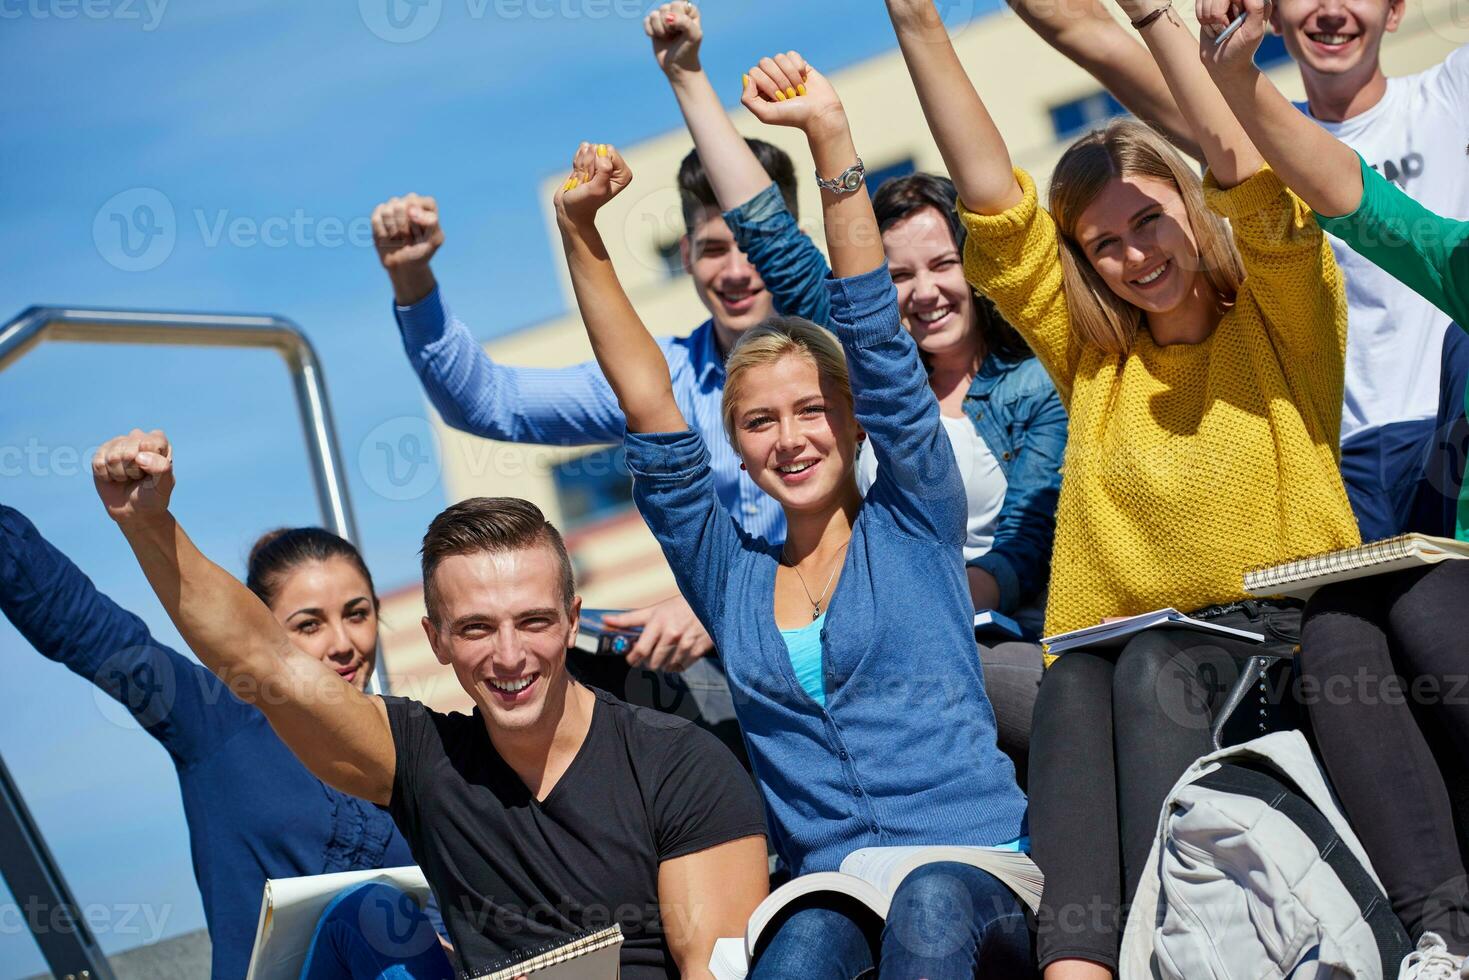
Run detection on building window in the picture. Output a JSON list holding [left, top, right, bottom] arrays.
[[866, 157, 917, 196], [552, 446, 634, 529], [1255, 33, 1291, 69], [1049, 90, 1127, 141], [656, 239, 686, 279]]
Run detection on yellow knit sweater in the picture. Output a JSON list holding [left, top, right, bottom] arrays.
[[959, 166, 1361, 640]]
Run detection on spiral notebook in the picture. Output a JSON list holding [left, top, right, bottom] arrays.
[[470, 925, 623, 980], [1244, 534, 1469, 599]]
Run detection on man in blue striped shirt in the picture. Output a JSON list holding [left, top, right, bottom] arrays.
[[373, 139, 820, 671]]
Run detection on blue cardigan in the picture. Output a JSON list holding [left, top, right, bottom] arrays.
[[727, 182, 1066, 616], [624, 265, 1028, 876], [0, 506, 419, 980]]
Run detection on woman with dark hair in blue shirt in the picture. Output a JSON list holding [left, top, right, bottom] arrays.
[[0, 503, 451, 980], [549, 51, 1034, 979]]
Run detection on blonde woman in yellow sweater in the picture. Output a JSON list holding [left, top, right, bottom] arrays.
[[884, 0, 1360, 975]]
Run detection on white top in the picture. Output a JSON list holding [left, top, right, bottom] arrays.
[[1298, 45, 1469, 442], [858, 413, 1007, 563]]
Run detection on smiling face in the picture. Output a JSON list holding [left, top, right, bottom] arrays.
[[882, 206, 980, 364], [683, 207, 777, 345], [269, 557, 378, 691], [731, 352, 862, 515], [1272, 0, 1403, 82], [1074, 175, 1205, 316], [422, 545, 579, 737]]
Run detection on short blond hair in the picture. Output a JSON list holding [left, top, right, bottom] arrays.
[[721, 317, 853, 445], [1048, 119, 1245, 356]]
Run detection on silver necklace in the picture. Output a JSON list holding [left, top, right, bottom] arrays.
[[782, 540, 850, 621]]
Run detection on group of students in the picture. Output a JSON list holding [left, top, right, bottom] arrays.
[[9, 0, 1469, 977]]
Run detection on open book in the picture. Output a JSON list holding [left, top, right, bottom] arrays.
[[1245, 534, 1469, 599], [471, 925, 623, 980], [1041, 608, 1264, 656], [244, 866, 431, 980], [707, 846, 1042, 980]]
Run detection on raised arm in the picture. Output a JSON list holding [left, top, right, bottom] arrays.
[[374, 194, 629, 446], [555, 145, 686, 434], [92, 429, 395, 805], [884, 0, 1022, 215], [1198, 0, 1361, 214], [1009, 0, 1203, 160], [647, 2, 769, 209], [0, 504, 236, 765], [743, 58, 966, 541], [649, 4, 834, 324], [741, 59, 881, 278], [1110, 0, 1263, 186]]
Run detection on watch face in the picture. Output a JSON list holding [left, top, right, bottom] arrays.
[[842, 170, 862, 191]]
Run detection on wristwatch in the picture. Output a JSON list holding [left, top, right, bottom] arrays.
[[815, 158, 866, 195]]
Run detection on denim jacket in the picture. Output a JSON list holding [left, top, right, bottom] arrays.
[[962, 355, 1066, 618], [728, 183, 1066, 616]]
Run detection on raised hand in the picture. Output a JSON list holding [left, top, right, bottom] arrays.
[[554, 142, 634, 229], [92, 429, 175, 525], [371, 193, 443, 305], [645, 1, 702, 77], [1197, 0, 1271, 76], [740, 52, 844, 136]]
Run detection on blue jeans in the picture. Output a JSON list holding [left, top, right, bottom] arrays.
[[299, 882, 455, 980], [749, 862, 1036, 980]]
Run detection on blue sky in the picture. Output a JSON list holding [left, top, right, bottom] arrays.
[[0, 0, 1007, 973]]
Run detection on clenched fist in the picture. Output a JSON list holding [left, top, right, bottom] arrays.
[[371, 193, 443, 306], [93, 429, 175, 526], [645, 2, 702, 78], [553, 142, 634, 231], [740, 52, 846, 138]]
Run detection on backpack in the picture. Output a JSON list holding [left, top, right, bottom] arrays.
[[1120, 731, 1412, 979]]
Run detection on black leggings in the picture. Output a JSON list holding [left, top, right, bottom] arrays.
[[1028, 603, 1302, 972], [1300, 561, 1469, 953]]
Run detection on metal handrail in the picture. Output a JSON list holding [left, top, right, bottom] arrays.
[[1, 306, 365, 564], [1, 305, 389, 976]]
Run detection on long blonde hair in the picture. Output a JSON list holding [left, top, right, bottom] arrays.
[[721, 316, 853, 445], [1048, 119, 1245, 356]]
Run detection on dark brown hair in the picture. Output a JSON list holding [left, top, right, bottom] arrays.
[[679, 138, 798, 232], [420, 497, 575, 622], [246, 528, 377, 609], [872, 171, 1033, 364]]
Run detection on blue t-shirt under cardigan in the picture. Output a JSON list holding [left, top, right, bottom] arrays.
[[624, 264, 1028, 877], [0, 506, 420, 980]]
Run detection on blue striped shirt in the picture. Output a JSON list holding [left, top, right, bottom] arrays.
[[396, 289, 785, 541]]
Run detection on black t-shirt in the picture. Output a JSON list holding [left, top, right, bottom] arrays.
[[383, 687, 766, 978]]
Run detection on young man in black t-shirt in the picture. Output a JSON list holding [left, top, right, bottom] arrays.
[[385, 497, 770, 976], [91, 431, 769, 980]]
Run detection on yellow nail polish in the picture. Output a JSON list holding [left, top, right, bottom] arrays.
[[786, 87, 797, 99], [796, 84, 806, 96], [596, 144, 607, 157], [569, 177, 580, 189], [742, 73, 749, 88], [774, 90, 786, 101]]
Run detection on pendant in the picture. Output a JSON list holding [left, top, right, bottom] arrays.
[[811, 606, 820, 622]]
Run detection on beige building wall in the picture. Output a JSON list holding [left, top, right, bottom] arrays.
[[384, 4, 1465, 700]]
